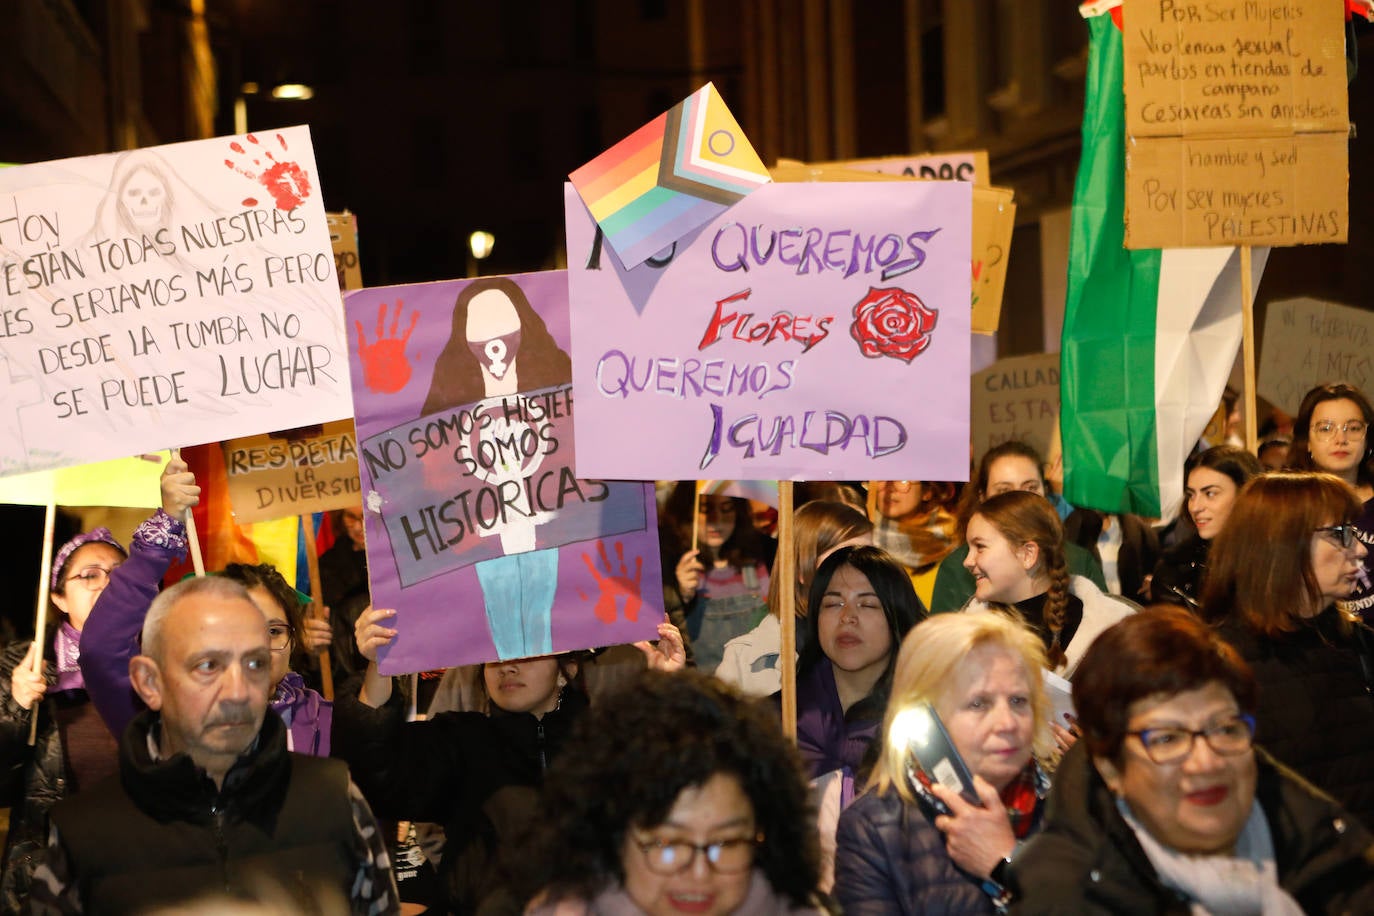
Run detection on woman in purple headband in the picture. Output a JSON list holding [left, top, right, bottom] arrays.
[[0, 455, 198, 913]]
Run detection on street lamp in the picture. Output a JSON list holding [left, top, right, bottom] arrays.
[[468, 230, 495, 278]]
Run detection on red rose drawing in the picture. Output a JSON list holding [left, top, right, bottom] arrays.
[[849, 287, 938, 363]]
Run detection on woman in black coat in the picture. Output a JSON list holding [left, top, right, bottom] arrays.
[[1200, 472, 1374, 829]]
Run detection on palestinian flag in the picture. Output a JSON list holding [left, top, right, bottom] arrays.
[[1060, 1, 1266, 521]]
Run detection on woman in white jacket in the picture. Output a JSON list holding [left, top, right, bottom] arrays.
[[959, 490, 1137, 679]]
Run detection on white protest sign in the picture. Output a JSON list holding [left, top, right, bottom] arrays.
[[0, 127, 350, 476], [1258, 297, 1374, 415]]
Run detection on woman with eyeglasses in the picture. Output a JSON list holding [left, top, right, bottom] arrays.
[[0, 456, 198, 912], [519, 669, 826, 915], [1286, 383, 1374, 620], [1201, 472, 1374, 830], [1010, 608, 1374, 914]]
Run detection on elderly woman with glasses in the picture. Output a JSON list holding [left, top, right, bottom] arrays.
[[1010, 608, 1374, 914], [0, 456, 199, 912], [1199, 472, 1374, 832], [1285, 382, 1374, 620], [518, 670, 827, 915]]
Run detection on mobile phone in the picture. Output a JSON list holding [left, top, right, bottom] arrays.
[[888, 702, 982, 807]]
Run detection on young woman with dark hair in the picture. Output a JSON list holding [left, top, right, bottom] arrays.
[[717, 500, 873, 696], [792, 545, 924, 781], [1150, 445, 1263, 609]]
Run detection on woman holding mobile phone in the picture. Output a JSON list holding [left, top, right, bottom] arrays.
[[834, 612, 1053, 914]]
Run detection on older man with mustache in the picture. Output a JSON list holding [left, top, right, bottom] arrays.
[[30, 576, 398, 915]]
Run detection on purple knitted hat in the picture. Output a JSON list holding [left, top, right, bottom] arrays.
[[51, 528, 126, 591]]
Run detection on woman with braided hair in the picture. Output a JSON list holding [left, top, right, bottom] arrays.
[[959, 491, 1137, 679]]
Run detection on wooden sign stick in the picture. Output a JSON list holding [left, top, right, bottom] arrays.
[[777, 481, 797, 740], [29, 501, 57, 745], [1240, 246, 1258, 454], [300, 514, 334, 701]]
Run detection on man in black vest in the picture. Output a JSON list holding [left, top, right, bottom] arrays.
[[31, 575, 398, 915]]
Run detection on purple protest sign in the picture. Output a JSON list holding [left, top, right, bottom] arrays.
[[345, 271, 663, 673], [566, 181, 973, 480]]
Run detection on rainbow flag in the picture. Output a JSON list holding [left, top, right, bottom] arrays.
[[570, 82, 770, 269]]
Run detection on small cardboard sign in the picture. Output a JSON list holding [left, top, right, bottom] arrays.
[[327, 212, 362, 291], [1121, 0, 1349, 248], [970, 351, 1061, 465], [221, 419, 361, 523], [787, 151, 991, 185], [1257, 297, 1374, 415]]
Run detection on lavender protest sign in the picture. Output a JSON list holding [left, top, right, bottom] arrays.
[[346, 271, 663, 673], [0, 128, 349, 475], [565, 181, 973, 480]]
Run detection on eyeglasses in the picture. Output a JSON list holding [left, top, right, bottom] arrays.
[[1316, 524, 1360, 549], [1311, 420, 1368, 441], [65, 565, 119, 591], [267, 624, 293, 652], [632, 833, 762, 875], [1128, 714, 1256, 765]]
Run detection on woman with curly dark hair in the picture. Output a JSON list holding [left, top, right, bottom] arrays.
[[520, 669, 826, 915]]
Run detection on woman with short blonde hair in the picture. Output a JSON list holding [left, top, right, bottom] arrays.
[[836, 612, 1054, 913]]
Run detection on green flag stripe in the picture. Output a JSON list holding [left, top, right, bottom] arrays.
[[1061, 12, 1164, 517]]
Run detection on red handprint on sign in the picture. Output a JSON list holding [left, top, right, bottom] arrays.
[[356, 300, 420, 394], [580, 540, 644, 624], [224, 133, 313, 210]]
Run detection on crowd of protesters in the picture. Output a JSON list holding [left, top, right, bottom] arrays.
[[1, 379, 1372, 915]]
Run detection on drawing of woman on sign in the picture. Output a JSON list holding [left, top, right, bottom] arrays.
[[424, 277, 573, 659]]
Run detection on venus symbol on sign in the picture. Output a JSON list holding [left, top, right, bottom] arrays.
[[485, 339, 509, 379]]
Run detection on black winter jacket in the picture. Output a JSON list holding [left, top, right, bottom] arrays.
[[1216, 609, 1374, 830], [835, 788, 1000, 915], [1009, 745, 1374, 915], [333, 681, 588, 914], [0, 640, 92, 915]]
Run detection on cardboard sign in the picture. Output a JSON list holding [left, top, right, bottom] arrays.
[[1258, 297, 1373, 415], [971, 352, 1061, 465], [327, 211, 362, 291], [345, 271, 663, 673], [221, 419, 361, 523], [1122, 0, 1349, 248], [777, 159, 1015, 335], [566, 180, 973, 482], [0, 127, 350, 476], [787, 151, 991, 185]]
